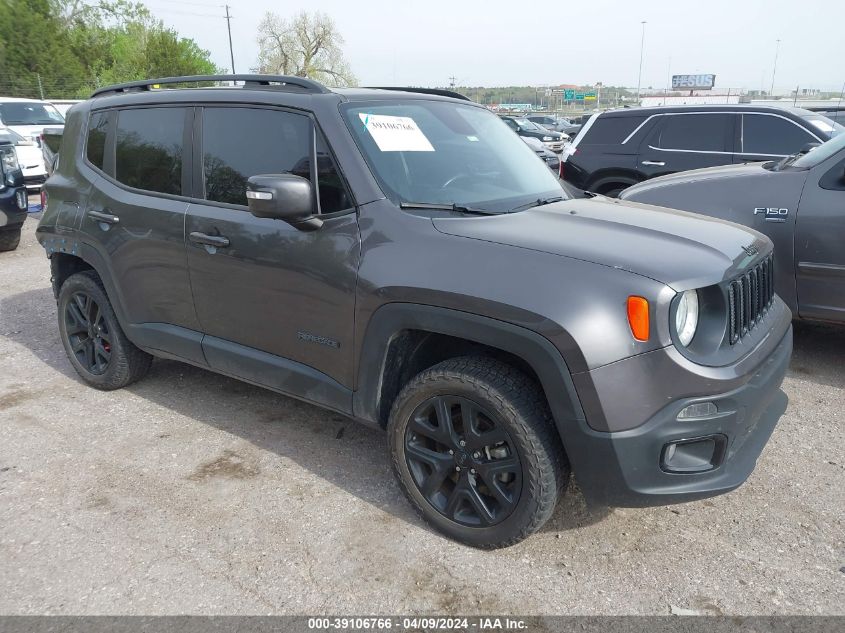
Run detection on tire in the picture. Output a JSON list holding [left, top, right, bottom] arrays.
[[0, 226, 21, 252], [599, 185, 628, 198], [57, 270, 152, 390], [388, 356, 569, 548]]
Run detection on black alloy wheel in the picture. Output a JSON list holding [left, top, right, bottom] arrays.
[[64, 291, 112, 375], [404, 395, 521, 527]]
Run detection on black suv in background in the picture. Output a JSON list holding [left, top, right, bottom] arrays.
[[562, 104, 842, 197], [0, 132, 28, 251], [38, 75, 792, 548]]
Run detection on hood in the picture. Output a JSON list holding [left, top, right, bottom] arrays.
[[12, 143, 44, 171], [432, 197, 770, 290], [522, 128, 562, 140], [621, 162, 770, 196]]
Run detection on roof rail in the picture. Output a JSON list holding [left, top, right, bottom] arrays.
[[91, 74, 331, 98], [364, 87, 472, 101]]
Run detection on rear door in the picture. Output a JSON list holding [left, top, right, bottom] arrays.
[[794, 152, 845, 321], [638, 112, 735, 178], [185, 105, 360, 401], [735, 113, 821, 163], [82, 105, 202, 361]]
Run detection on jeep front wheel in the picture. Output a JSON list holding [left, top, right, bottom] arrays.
[[388, 356, 569, 548]]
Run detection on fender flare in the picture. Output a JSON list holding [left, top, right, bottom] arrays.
[[45, 237, 132, 328], [353, 303, 587, 442]]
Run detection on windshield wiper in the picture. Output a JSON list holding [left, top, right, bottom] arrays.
[[508, 195, 565, 213], [399, 202, 500, 216]]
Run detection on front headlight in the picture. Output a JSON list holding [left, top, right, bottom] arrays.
[[675, 290, 699, 347], [542, 136, 553, 141], [0, 146, 19, 173]]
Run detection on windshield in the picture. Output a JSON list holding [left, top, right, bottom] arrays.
[[343, 101, 565, 212], [790, 132, 845, 169], [0, 102, 65, 126], [514, 118, 544, 131]]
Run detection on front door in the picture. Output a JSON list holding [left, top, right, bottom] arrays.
[[638, 113, 735, 179], [734, 113, 821, 164], [185, 105, 360, 405], [795, 154, 845, 321]]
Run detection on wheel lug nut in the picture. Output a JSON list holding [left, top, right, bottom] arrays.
[[448, 449, 454, 455], [470, 468, 476, 475], [455, 466, 461, 472], [459, 440, 466, 447], [472, 452, 480, 459]]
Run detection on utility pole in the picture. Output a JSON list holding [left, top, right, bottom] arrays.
[[448, 75, 457, 89], [224, 5, 236, 75], [770, 38, 780, 96], [36, 73, 44, 100], [636, 21, 646, 103]]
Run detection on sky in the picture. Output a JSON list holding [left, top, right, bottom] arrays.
[[142, 0, 844, 94]]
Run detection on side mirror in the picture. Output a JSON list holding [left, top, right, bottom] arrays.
[[798, 142, 820, 155], [246, 174, 322, 231]]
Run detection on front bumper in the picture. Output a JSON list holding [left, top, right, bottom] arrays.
[[565, 324, 792, 507], [543, 140, 565, 153]]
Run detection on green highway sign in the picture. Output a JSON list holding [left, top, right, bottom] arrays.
[[563, 89, 575, 100]]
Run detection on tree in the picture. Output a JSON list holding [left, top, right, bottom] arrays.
[[0, 0, 88, 97], [0, 0, 221, 99], [255, 11, 356, 87]]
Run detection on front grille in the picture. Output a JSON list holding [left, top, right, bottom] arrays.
[[727, 255, 774, 344]]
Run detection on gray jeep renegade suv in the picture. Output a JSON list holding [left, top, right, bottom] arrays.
[[37, 75, 792, 548]]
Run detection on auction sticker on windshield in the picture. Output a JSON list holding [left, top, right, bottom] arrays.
[[359, 113, 435, 152]]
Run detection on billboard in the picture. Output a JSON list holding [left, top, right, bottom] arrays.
[[672, 74, 716, 90]]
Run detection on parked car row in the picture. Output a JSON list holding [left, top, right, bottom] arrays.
[[527, 114, 582, 138], [500, 115, 568, 152]]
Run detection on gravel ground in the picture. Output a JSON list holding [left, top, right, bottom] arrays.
[[0, 215, 843, 615]]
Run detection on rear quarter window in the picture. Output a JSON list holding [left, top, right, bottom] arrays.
[[86, 112, 109, 170], [581, 115, 649, 145]]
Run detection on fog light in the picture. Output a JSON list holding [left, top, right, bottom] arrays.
[[677, 402, 718, 420]]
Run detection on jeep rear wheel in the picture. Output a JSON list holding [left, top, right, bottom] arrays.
[[388, 356, 569, 548], [58, 271, 152, 390]]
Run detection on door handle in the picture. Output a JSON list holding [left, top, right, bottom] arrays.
[[189, 232, 230, 248], [641, 160, 666, 166], [88, 209, 120, 224]]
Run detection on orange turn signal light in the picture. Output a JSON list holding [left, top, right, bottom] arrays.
[[627, 296, 650, 342]]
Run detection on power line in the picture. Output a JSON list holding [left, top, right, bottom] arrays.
[[224, 5, 235, 74]]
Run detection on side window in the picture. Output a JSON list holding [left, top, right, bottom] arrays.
[[742, 114, 816, 156], [503, 118, 518, 131], [86, 111, 108, 170], [657, 114, 732, 152], [315, 130, 352, 213], [115, 108, 185, 195], [202, 107, 311, 206]]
